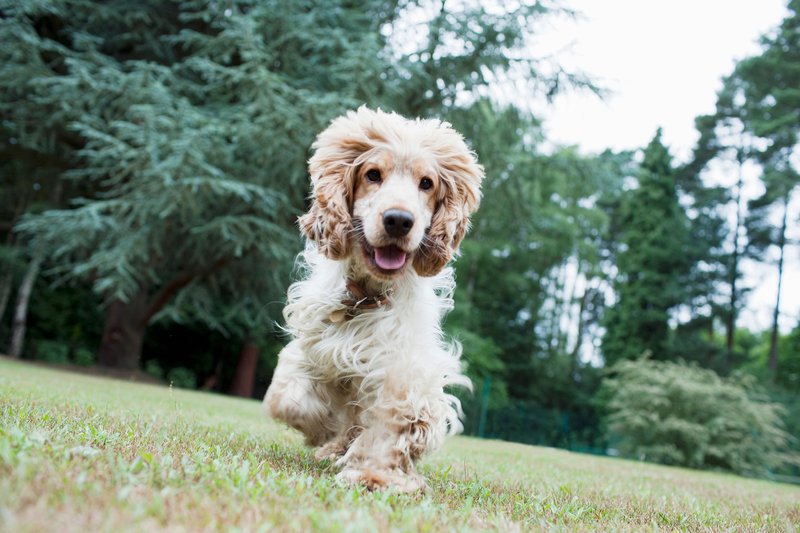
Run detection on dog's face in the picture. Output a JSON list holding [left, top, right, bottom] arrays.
[[300, 107, 483, 280], [350, 149, 438, 279]]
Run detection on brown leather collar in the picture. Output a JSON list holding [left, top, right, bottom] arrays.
[[330, 280, 393, 323]]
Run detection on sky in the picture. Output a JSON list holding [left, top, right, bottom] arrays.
[[534, 0, 798, 333]]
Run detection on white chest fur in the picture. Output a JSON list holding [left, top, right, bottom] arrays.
[[282, 248, 467, 393]]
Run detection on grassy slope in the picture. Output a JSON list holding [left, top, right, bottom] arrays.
[[1, 358, 798, 532]]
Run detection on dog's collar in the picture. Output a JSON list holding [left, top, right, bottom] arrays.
[[330, 280, 393, 323]]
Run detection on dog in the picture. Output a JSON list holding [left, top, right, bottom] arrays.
[[264, 106, 484, 492]]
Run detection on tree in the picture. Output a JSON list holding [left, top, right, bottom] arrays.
[[5, 0, 401, 368], [7, 250, 42, 358], [602, 130, 694, 365], [682, 108, 752, 373], [441, 101, 627, 448], [0, 89, 69, 357], [747, 166, 797, 375], [717, 0, 800, 376], [4, 0, 587, 381], [384, 1, 593, 118]]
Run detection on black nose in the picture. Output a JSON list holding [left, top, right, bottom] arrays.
[[383, 209, 414, 237]]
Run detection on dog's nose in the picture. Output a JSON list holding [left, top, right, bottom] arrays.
[[383, 209, 414, 237]]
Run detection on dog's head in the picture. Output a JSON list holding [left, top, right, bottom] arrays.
[[299, 107, 484, 280]]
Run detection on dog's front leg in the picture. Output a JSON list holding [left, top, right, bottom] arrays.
[[334, 371, 447, 492], [264, 340, 340, 446]]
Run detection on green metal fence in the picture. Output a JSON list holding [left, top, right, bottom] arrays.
[[459, 381, 607, 456]]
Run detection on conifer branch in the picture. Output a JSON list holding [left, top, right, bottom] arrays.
[[141, 257, 231, 327]]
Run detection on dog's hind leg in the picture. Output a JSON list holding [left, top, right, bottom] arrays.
[[264, 340, 340, 446]]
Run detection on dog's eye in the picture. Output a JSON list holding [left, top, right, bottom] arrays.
[[366, 169, 382, 183], [419, 177, 433, 191]]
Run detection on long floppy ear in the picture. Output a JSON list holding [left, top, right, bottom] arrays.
[[298, 108, 378, 260], [413, 124, 484, 277]]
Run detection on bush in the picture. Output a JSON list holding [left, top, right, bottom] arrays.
[[33, 340, 69, 364], [766, 386, 800, 477], [144, 360, 163, 380], [599, 357, 797, 476], [167, 367, 196, 389], [72, 347, 95, 367]]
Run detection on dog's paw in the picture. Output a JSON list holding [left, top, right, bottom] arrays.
[[314, 440, 347, 462], [336, 468, 428, 493]]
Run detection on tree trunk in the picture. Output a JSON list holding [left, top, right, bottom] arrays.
[[201, 360, 222, 391], [230, 336, 259, 398], [546, 261, 568, 357], [8, 253, 43, 358], [97, 289, 149, 370], [562, 259, 583, 363], [767, 198, 788, 377], [570, 283, 590, 376], [725, 163, 745, 371], [96, 260, 230, 370], [0, 269, 12, 327]]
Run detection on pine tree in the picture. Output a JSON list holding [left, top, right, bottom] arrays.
[[602, 130, 694, 365], [718, 0, 800, 376], [4, 0, 396, 368], [3, 0, 578, 374], [683, 107, 752, 372], [747, 166, 797, 375], [444, 101, 626, 425]]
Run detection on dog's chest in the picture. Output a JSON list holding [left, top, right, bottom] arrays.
[[301, 300, 434, 378]]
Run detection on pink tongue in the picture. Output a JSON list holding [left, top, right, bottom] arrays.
[[374, 246, 407, 270]]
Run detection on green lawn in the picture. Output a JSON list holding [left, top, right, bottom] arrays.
[[1, 358, 798, 532]]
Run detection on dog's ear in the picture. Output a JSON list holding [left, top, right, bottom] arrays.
[[413, 126, 484, 277], [299, 108, 377, 260]]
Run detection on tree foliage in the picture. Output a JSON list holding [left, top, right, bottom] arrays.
[[442, 101, 628, 445], [711, 0, 800, 374], [4, 0, 391, 336], [3, 0, 582, 369], [601, 130, 695, 365]]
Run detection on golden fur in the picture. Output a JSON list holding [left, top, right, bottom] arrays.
[[299, 107, 482, 277], [265, 106, 484, 492]]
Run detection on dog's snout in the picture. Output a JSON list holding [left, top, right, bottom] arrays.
[[383, 209, 414, 237]]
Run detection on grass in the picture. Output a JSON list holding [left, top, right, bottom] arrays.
[[1, 357, 798, 532]]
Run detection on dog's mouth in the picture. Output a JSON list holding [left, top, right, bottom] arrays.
[[374, 245, 407, 270], [361, 241, 410, 276]]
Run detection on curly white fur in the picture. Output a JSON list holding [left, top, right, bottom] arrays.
[[264, 107, 483, 492]]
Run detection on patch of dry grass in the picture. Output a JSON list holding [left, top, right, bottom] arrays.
[[1, 357, 798, 532]]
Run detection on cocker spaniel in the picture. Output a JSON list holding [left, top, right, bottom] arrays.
[[264, 106, 484, 492]]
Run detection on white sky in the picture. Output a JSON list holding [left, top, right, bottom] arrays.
[[535, 0, 798, 333]]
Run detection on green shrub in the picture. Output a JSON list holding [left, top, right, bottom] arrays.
[[72, 347, 95, 367], [167, 367, 196, 389], [599, 357, 797, 476], [34, 340, 69, 364], [766, 386, 800, 477], [144, 360, 163, 380]]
